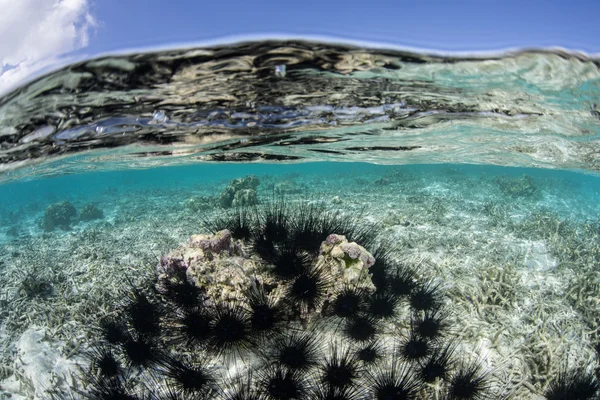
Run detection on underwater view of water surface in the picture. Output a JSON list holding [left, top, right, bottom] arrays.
[[1, 40, 600, 399]]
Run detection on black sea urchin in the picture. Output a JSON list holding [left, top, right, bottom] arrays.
[[269, 248, 313, 280], [266, 329, 322, 372], [258, 200, 291, 245], [327, 285, 369, 320], [221, 373, 265, 400], [367, 292, 399, 320], [258, 365, 309, 400], [312, 385, 366, 400], [355, 341, 384, 365], [84, 376, 140, 400], [99, 317, 127, 345], [123, 286, 162, 338], [161, 358, 217, 398], [204, 207, 255, 241], [398, 332, 431, 362], [86, 345, 122, 380], [343, 315, 380, 343], [418, 343, 456, 383], [285, 266, 331, 314], [162, 280, 204, 310], [388, 264, 417, 298], [412, 309, 450, 341], [173, 306, 213, 348], [207, 302, 254, 360], [544, 367, 600, 400], [246, 283, 287, 342], [409, 281, 443, 312], [368, 362, 421, 400], [319, 345, 362, 390], [120, 334, 166, 368], [369, 246, 395, 292], [445, 361, 491, 400]]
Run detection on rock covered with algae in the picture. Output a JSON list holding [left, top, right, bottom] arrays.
[[157, 229, 376, 306], [40, 201, 77, 231], [217, 175, 260, 208], [317, 233, 376, 291], [157, 229, 262, 302]]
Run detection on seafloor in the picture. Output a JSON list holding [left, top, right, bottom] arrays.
[[0, 162, 599, 399]]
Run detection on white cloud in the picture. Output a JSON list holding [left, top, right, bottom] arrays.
[[0, 0, 96, 94]]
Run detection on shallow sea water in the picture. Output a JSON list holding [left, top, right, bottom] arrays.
[[0, 40, 600, 399]]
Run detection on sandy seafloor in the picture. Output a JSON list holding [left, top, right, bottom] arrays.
[[0, 161, 600, 399]]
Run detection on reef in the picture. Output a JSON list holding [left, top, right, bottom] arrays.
[[71, 200, 504, 400], [218, 175, 260, 208], [40, 201, 77, 231], [157, 229, 255, 303]]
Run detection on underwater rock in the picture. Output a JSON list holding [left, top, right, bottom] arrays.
[[157, 229, 263, 302], [317, 233, 376, 291], [78, 204, 103, 221], [40, 201, 76, 231], [218, 175, 260, 208], [186, 254, 256, 302], [188, 229, 233, 253], [158, 253, 187, 277], [157, 229, 377, 305], [232, 188, 258, 208]]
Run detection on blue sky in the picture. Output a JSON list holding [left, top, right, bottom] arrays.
[[1, 0, 600, 93], [86, 0, 600, 55]]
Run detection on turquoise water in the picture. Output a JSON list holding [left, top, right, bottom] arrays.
[[2, 163, 599, 243], [1, 162, 600, 399], [2, 41, 600, 399]]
